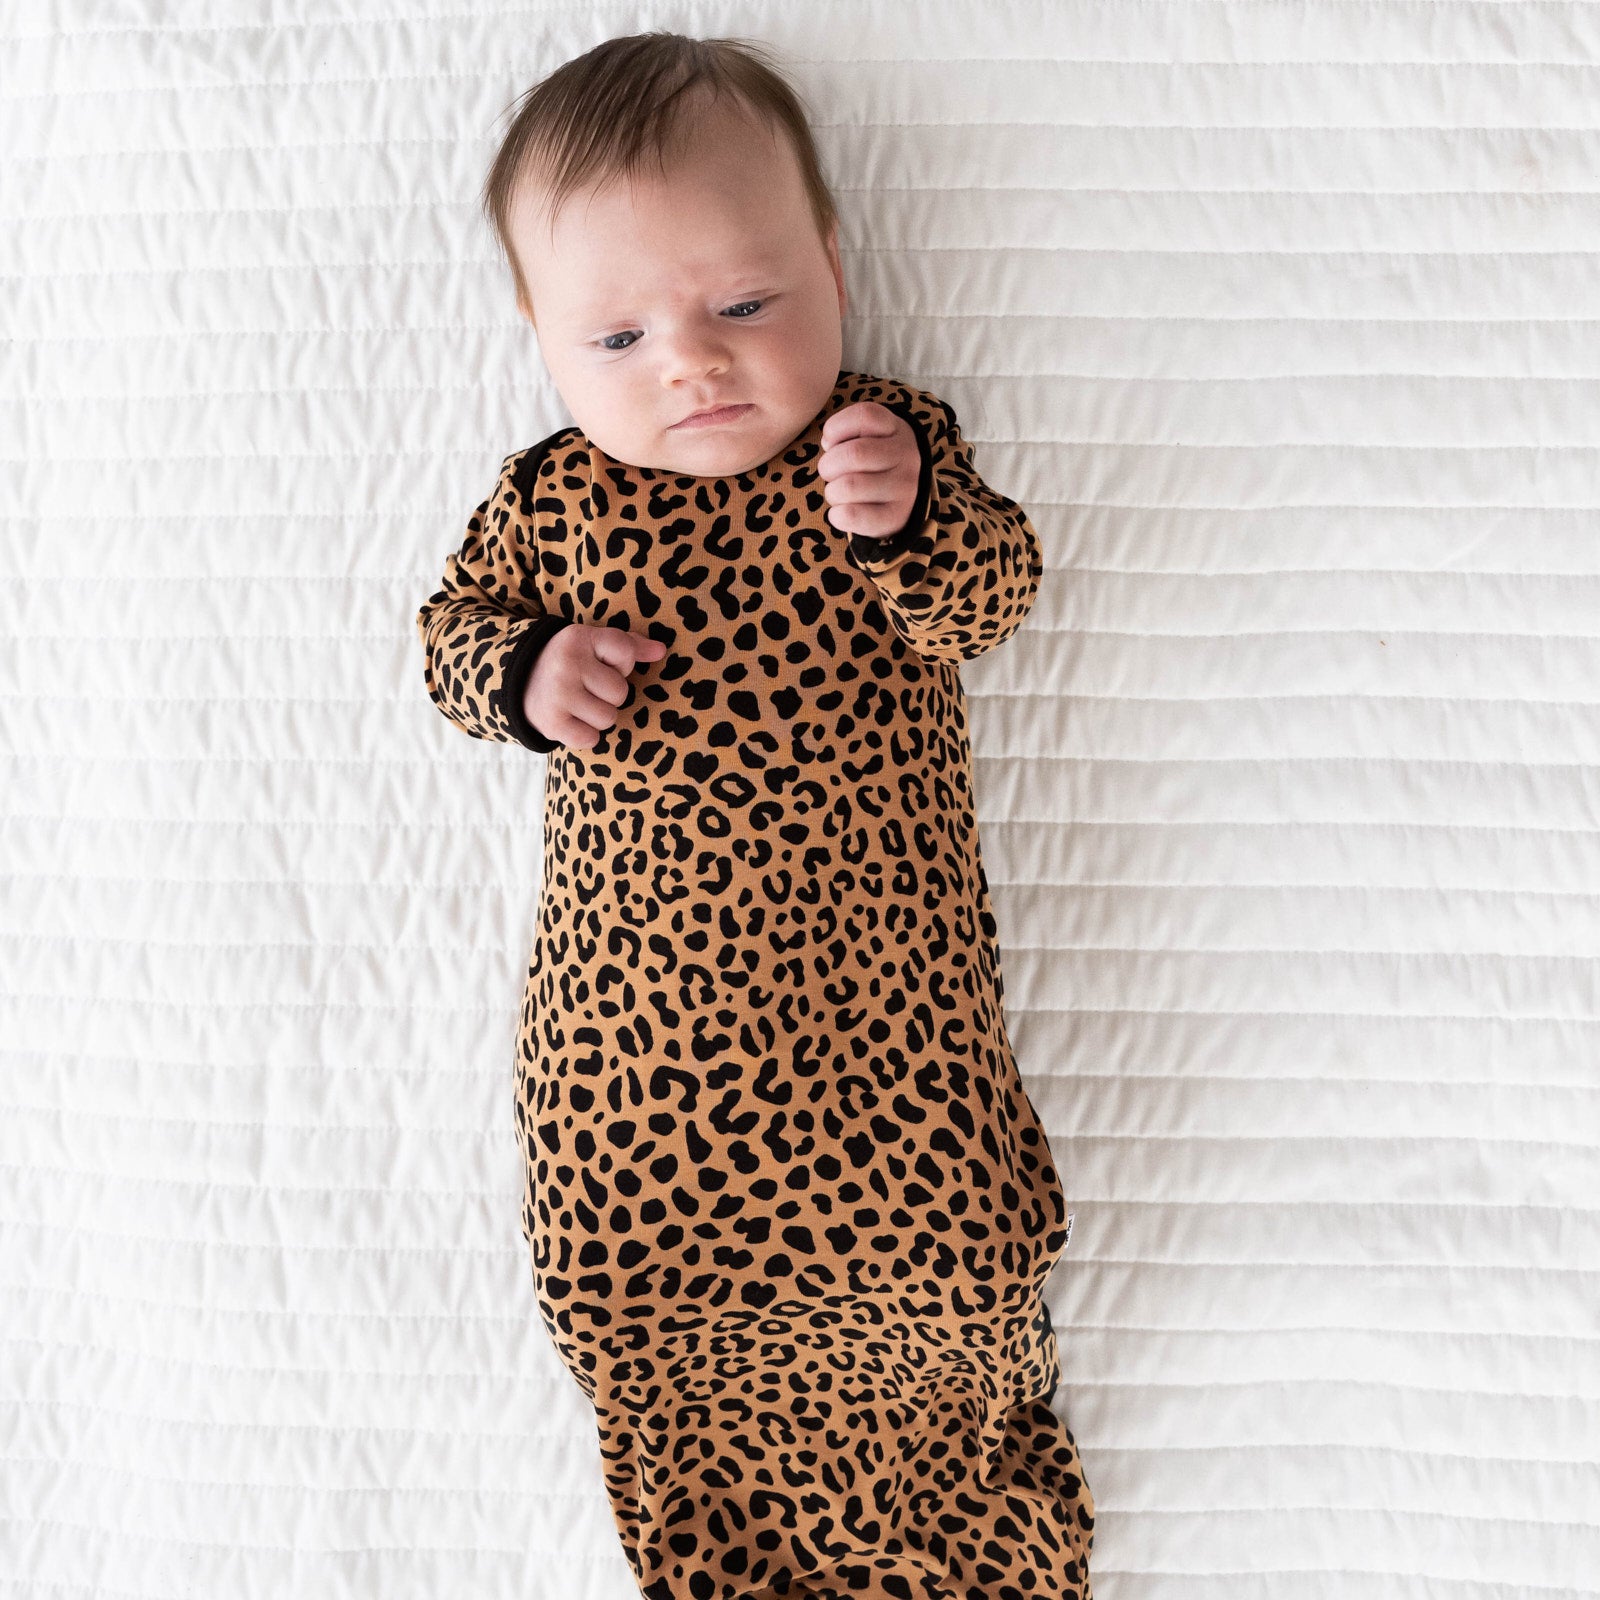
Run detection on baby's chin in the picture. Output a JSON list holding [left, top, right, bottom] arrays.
[[597, 416, 804, 480]]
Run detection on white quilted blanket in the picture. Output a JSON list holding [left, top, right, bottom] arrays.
[[4, 5, 1596, 1598]]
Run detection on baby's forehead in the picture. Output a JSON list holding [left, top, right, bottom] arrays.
[[518, 181, 797, 271]]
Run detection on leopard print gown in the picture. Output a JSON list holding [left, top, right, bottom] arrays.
[[416, 369, 1095, 1600]]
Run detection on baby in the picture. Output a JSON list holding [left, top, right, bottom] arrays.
[[415, 30, 1094, 1600]]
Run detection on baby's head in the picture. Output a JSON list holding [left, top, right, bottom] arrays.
[[481, 32, 847, 478]]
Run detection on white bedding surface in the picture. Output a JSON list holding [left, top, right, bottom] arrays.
[[3, 4, 1597, 1597]]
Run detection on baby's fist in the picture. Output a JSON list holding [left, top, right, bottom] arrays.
[[817, 401, 920, 541], [525, 623, 667, 752]]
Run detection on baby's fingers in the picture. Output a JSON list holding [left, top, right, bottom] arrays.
[[544, 668, 631, 749], [827, 499, 912, 538], [560, 628, 667, 747]]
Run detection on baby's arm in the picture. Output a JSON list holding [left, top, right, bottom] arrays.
[[843, 391, 1044, 666], [415, 445, 573, 751]]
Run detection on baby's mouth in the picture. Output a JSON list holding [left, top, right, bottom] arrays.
[[672, 403, 754, 429]]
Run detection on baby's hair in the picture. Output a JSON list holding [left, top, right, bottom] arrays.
[[480, 30, 839, 323]]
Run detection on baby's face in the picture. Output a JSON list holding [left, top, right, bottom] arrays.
[[509, 101, 846, 477]]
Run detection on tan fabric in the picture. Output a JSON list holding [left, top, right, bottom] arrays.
[[417, 368, 1093, 1599]]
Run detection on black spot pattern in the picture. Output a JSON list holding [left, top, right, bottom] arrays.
[[417, 370, 1093, 1598]]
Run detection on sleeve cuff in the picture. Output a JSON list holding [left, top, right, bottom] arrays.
[[495, 615, 574, 752], [846, 395, 937, 569]]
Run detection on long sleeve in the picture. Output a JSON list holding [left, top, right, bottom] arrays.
[[415, 438, 575, 752], [842, 389, 1044, 666]]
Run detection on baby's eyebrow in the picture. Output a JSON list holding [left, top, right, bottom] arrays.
[[578, 263, 787, 311]]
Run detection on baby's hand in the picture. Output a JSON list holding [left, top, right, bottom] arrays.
[[525, 624, 668, 752], [817, 401, 920, 541]]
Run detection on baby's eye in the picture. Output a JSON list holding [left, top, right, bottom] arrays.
[[598, 331, 639, 352], [723, 299, 764, 318]]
